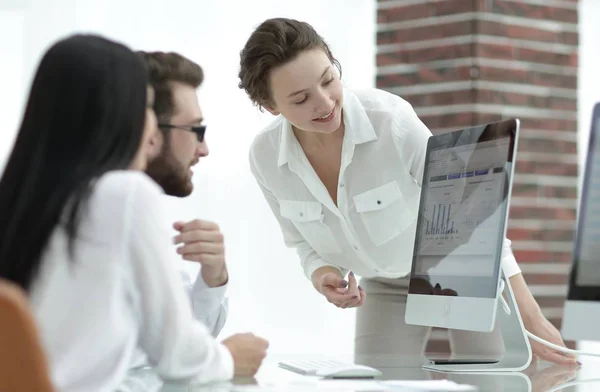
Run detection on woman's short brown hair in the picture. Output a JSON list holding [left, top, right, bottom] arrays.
[[238, 18, 341, 110]]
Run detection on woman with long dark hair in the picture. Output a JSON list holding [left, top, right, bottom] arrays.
[[0, 34, 265, 391]]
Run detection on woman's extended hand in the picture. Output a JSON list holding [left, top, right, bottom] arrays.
[[317, 271, 366, 309]]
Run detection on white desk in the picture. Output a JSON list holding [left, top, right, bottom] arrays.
[[120, 354, 600, 392]]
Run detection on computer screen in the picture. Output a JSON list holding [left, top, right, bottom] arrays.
[[408, 120, 516, 299], [568, 104, 600, 299], [562, 103, 600, 342]]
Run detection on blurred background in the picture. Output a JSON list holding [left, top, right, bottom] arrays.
[[0, 0, 598, 365]]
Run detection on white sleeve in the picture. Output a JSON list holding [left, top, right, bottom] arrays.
[[249, 152, 345, 281], [501, 238, 522, 278], [125, 175, 234, 383], [180, 270, 229, 337], [389, 97, 432, 186]]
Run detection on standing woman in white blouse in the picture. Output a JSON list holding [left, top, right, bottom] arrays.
[[238, 17, 575, 366], [0, 34, 267, 392]]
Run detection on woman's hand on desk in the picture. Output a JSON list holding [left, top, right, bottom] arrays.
[[313, 268, 366, 309], [526, 315, 579, 366], [511, 273, 579, 366]]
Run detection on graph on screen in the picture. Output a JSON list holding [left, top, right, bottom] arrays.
[[419, 174, 504, 257]]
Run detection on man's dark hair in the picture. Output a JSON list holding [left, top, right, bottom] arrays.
[[137, 51, 204, 122]]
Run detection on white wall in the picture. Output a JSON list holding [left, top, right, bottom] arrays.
[[0, 0, 376, 356], [0, 8, 25, 175]]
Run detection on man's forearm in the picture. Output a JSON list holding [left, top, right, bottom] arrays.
[[202, 265, 229, 288]]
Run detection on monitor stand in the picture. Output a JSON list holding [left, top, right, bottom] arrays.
[[423, 269, 533, 373]]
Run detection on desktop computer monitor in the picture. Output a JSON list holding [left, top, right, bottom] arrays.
[[562, 103, 600, 342], [405, 119, 519, 333]]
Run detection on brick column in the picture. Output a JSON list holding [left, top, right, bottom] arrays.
[[376, 0, 578, 352]]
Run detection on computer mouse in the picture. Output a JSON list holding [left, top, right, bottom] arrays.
[[315, 364, 382, 379]]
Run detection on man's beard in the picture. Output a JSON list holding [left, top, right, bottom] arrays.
[[145, 146, 193, 197]]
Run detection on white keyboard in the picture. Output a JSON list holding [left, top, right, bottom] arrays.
[[278, 360, 350, 375], [278, 359, 381, 378]]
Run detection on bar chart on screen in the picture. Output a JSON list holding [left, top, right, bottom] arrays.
[[419, 173, 503, 257]]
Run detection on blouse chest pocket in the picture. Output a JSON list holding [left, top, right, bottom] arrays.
[[279, 200, 341, 255], [353, 181, 416, 246]]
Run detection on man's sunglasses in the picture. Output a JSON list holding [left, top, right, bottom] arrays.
[[158, 123, 206, 142]]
